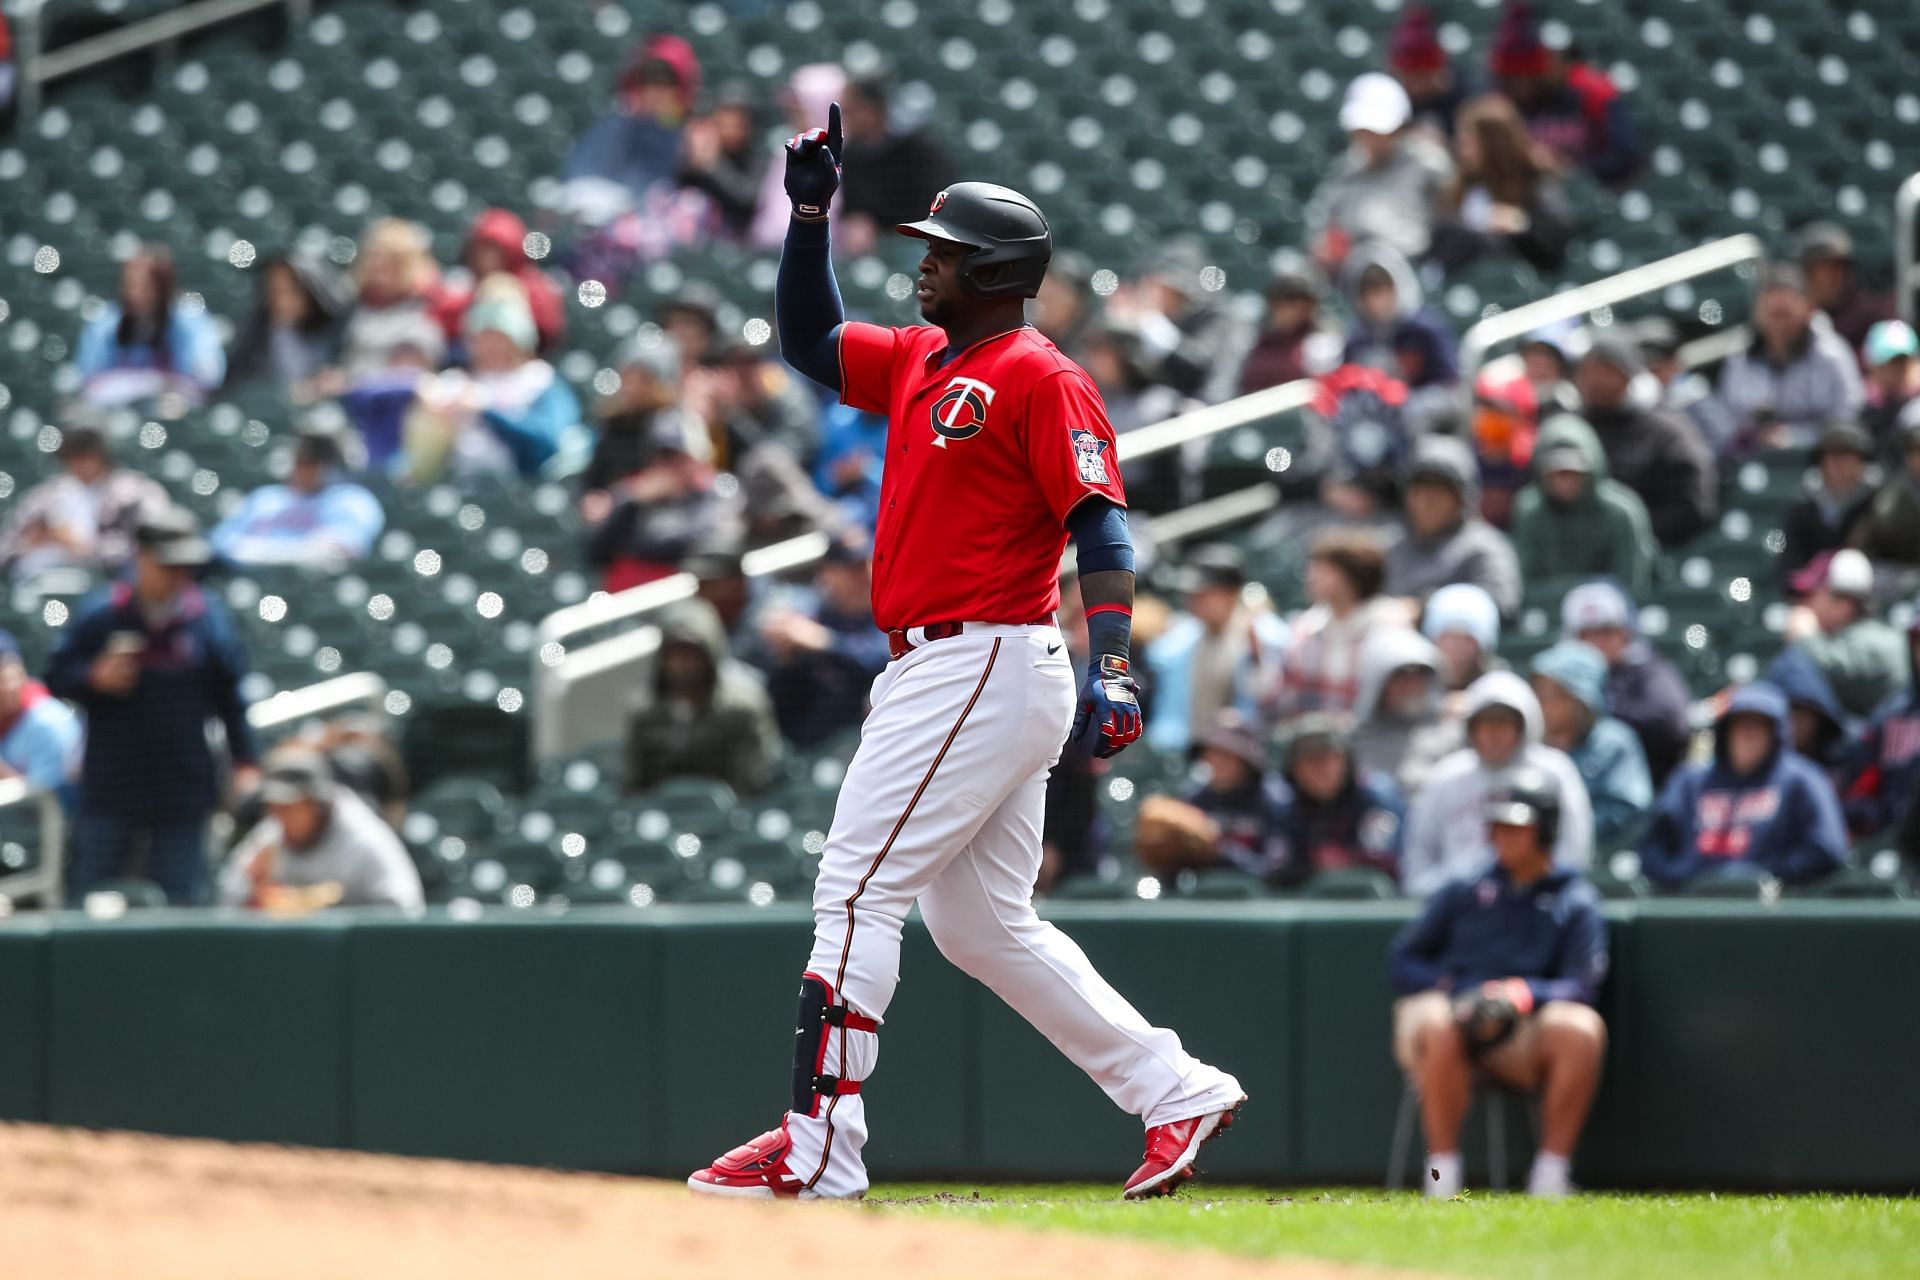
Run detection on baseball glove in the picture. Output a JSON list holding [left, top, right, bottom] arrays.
[[1451, 978, 1536, 1056], [1134, 795, 1220, 874]]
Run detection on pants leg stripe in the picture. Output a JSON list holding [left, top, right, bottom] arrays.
[[806, 637, 1002, 1191]]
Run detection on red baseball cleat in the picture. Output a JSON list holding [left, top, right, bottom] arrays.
[[1121, 1097, 1246, 1200], [687, 1123, 807, 1199]]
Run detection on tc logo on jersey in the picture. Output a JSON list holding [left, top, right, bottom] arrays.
[[930, 376, 996, 448], [1071, 429, 1111, 484]]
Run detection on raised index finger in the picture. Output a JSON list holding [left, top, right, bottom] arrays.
[[825, 100, 843, 156]]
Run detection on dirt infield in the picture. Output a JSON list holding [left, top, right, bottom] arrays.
[[5, 1123, 1435, 1279]]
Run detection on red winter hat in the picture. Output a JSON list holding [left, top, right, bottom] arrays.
[[1489, 1, 1553, 78], [1388, 7, 1447, 75]]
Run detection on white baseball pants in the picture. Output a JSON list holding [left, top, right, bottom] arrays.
[[784, 624, 1244, 1198]]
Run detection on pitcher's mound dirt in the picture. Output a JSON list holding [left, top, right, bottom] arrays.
[[6, 1123, 1426, 1279]]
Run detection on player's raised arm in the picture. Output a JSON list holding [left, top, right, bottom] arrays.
[[1067, 500, 1144, 759], [776, 101, 847, 392]]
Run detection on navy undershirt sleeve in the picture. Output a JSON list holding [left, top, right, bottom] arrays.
[[1066, 498, 1134, 576], [777, 216, 846, 392]]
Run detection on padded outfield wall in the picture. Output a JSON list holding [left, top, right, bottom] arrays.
[[1, 901, 1915, 1190]]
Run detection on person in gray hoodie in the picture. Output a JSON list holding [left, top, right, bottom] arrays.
[[1350, 626, 1466, 797], [1400, 670, 1593, 896], [625, 597, 784, 796], [1385, 435, 1522, 618]]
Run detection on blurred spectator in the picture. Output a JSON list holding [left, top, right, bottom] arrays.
[[564, 34, 701, 211], [1838, 615, 1920, 840], [1638, 683, 1847, 888], [1421, 582, 1502, 696], [1238, 264, 1341, 395], [1303, 364, 1412, 527], [222, 252, 352, 395], [1351, 627, 1464, 796], [658, 284, 725, 370], [1134, 710, 1281, 882], [1339, 246, 1459, 432], [836, 74, 954, 255], [1488, 0, 1642, 186], [688, 542, 759, 655], [1529, 641, 1653, 842], [218, 751, 422, 910], [0, 630, 82, 801], [74, 246, 225, 407], [686, 341, 821, 468], [47, 510, 258, 905], [1401, 671, 1593, 896], [1782, 550, 1908, 718], [209, 420, 384, 570], [676, 84, 767, 239], [1033, 250, 1098, 366], [1469, 370, 1538, 528], [1385, 436, 1522, 618], [1105, 240, 1255, 405], [1389, 765, 1608, 1200], [1792, 222, 1894, 355], [1430, 94, 1574, 274], [1779, 421, 1876, 581], [1573, 336, 1716, 546], [333, 313, 444, 471], [402, 277, 584, 481], [1306, 73, 1452, 266], [1277, 529, 1402, 716], [1387, 5, 1474, 139], [1509, 413, 1656, 600], [434, 209, 566, 355], [0, 425, 166, 582], [584, 411, 739, 592], [1519, 326, 1581, 418], [737, 443, 845, 549], [750, 63, 847, 247], [1561, 581, 1691, 788], [1849, 417, 1920, 580], [305, 712, 410, 829], [756, 531, 889, 747], [337, 219, 446, 379], [625, 598, 781, 796], [812, 403, 888, 529], [1860, 321, 1920, 451], [582, 334, 685, 494], [1717, 265, 1865, 451], [1041, 580, 1109, 889], [1142, 545, 1289, 755], [1636, 317, 1738, 451], [1766, 649, 1853, 774], [1264, 714, 1404, 888]]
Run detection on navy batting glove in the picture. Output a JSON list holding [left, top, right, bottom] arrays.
[[784, 101, 842, 220], [1070, 655, 1143, 759]]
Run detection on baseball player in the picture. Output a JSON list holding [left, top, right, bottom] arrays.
[[687, 105, 1245, 1202]]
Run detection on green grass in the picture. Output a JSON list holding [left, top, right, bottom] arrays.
[[868, 1184, 1920, 1279]]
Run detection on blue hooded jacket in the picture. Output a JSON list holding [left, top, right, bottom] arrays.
[[1637, 683, 1848, 887], [1765, 648, 1853, 773], [1530, 640, 1653, 843], [1388, 865, 1609, 1007], [1839, 615, 1920, 838]]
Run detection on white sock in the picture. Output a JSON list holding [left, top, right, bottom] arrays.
[[1425, 1150, 1463, 1198], [1528, 1150, 1572, 1198]]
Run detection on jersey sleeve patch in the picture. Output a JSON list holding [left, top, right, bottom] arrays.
[[1026, 369, 1128, 524], [1070, 428, 1112, 485]]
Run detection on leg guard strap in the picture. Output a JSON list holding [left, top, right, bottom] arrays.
[[793, 971, 876, 1115]]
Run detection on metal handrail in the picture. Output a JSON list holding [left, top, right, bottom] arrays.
[[0, 776, 67, 909], [1897, 172, 1920, 327], [247, 670, 388, 732], [1457, 233, 1769, 380]]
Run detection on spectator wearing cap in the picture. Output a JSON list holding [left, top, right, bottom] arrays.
[[46, 509, 258, 904], [1143, 545, 1290, 755], [1276, 529, 1405, 717], [1861, 320, 1920, 452], [1849, 413, 1920, 585], [1487, 0, 1641, 186], [1574, 334, 1717, 546], [1509, 413, 1656, 601], [1305, 72, 1454, 267], [835, 74, 955, 256], [1529, 641, 1653, 842], [676, 85, 769, 240], [584, 409, 743, 594], [1837, 614, 1920, 841], [1239, 262, 1342, 395], [1429, 94, 1575, 274], [1351, 626, 1464, 796], [1339, 245, 1460, 434], [1635, 317, 1739, 452], [1264, 714, 1405, 888], [1561, 580, 1691, 788], [74, 246, 226, 408], [0, 629, 82, 804], [625, 598, 782, 796], [1783, 550, 1909, 718], [1102, 239, 1256, 406], [218, 751, 423, 910], [1792, 221, 1895, 356], [209, 421, 385, 570], [1385, 436, 1521, 618], [1387, 5, 1475, 140], [1136, 710, 1286, 883], [1638, 682, 1847, 889], [1779, 421, 1876, 581], [1717, 265, 1866, 451], [1421, 582, 1502, 696], [222, 251, 353, 395], [1401, 670, 1593, 897], [755, 531, 890, 748], [0, 424, 167, 583], [433, 209, 567, 356]]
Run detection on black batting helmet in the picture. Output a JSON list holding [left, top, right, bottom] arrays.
[[897, 181, 1052, 299], [1483, 764, 1562, 849]]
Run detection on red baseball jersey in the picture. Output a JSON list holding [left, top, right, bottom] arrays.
[[837, 322, 1127, 632]]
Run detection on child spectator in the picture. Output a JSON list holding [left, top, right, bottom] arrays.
[[1277, 529, 1402, 717], [1488, 0, 1642, 185], [1421, 582, 1501, 696], [1782, 550, 1909, 718], [1351, 627, 1465, 796], [1560, 581, 1692, 788], [1385, 436, 1521, 618], [337, 219, 447, 379], [1469, 369, 1539, 529], [1430, 94, 1574, 274], [219, 751, 422, 911], [1509, 413, 1657, 601], [74, 246, 225, 407], [1529, 641, 1653, 843], [1306, 73, 1453, 265], [222, 252, 352, 395], [209, 420, 385, 570], [434, 208, 567, 355], [1638, 683, 1847, 888], [1718, 265, 1866, 451], [1779, 421, 1876, 582], [0, 425, 167, 583]]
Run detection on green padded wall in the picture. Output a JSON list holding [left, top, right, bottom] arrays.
[[0, 919, 49, 1122]]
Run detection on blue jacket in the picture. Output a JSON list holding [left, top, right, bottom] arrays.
[[1143, 609, 1290, 755], [74, 302, 227, 396], [0, 683, 83, 803], [45, 584, 258, 821], [1389, 865, 1610, 1007], [812, 404, 888, 528], [1531, 640, 1653, 843], [1637, 683, 1848, 887], [1265, 762, 1404, 887], [762, 599, 892, 749], [480, 379, 584, 478], [1766, 648, 1853, 773], [210, 480, 386, 568], [1839, 617, 1920, 837]]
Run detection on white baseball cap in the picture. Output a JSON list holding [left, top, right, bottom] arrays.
[[1339, 73, 1413, 135], [1793, 548, 1874, 600]]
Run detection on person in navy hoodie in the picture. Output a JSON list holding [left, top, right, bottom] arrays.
[[1389, 765, 1608, 1199], [46, 508, 259, 904], [1838, 614, 1920, 842], [1637, 683, 1848, 889]]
